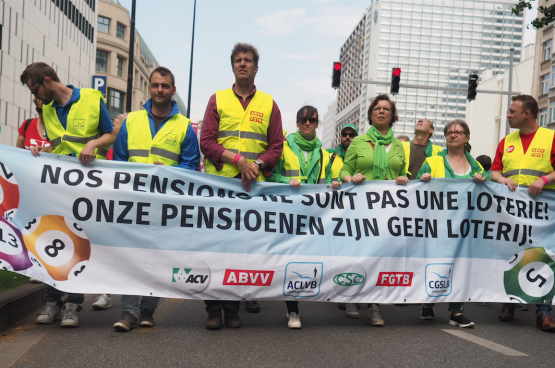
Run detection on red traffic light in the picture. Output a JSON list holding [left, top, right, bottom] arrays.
[[393, 68, 401, 77], [334, 62, 342, 71]]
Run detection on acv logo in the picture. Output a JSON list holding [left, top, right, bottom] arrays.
[[425, 263, 454, 297], [171, 256, 210, 295], [283, 262, 323, 297], [172, 268, 208, 284], [334, 273, 365, 286]]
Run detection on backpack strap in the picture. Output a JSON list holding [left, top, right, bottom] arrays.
[[330, 152, 338, 165]]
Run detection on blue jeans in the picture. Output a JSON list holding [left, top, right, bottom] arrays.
[[44, 284, 84, 310], [121, 295, 160, 319], [502, 303, 552, 317]]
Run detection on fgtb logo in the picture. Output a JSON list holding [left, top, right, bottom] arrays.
[[376, 272, 413, 287], [425, 263, 453, 297], [283, 262, 323, 297]]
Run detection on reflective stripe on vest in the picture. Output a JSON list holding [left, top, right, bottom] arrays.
[[281, 141, 329, 184], [205, 89, 273, 181], [126, 109, 190, 166], [502, 127, 555, 190], [42, 88, 107, 159]]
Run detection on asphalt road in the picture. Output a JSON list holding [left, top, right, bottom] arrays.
[[1, 295, 554, 368]]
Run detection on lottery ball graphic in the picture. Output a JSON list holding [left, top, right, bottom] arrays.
[[22, 216, 91, 281], [0, 217, 32, 271], [0, 162, 19, 223], [504, 247, 555, 304]]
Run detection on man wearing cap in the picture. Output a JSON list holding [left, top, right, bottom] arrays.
[[402, 118, 442, 180], [328, 124, 358, 183]]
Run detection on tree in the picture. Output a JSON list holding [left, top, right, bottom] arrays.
[[513, 1, 555, 29]]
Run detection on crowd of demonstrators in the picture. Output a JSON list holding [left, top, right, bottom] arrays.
[[417, 119, 487, 328], [199, 43, 283, 329], [339, 94, 408, 325], [13, 47, 555, 334], [268, 105, 336, 328], [19, 62, 115, 328]]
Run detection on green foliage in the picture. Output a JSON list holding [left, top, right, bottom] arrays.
[[513, 0, 555, 29], [0, 270, 29, 293]]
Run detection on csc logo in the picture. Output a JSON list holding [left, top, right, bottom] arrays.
[[333, 273, 365, 286]]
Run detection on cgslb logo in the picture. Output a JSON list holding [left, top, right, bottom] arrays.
[[283, 262, 323, 297], [425, 263, 453, 297], [171, 256, 210, 295], [223, 269, 274, 286]]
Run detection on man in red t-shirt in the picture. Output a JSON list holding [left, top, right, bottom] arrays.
[[16, 99, 51, 150], [491, 94, 555, 332]]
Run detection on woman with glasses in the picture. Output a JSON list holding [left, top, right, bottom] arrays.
[[269, 105, 337, 329], [339, 94, 408, 326], [417, 118, 486, 328]]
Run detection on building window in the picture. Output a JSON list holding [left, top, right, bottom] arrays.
[[117, 23, 125, 39], [544, 40, 552, 61], [96, 50, 108, 72], [98, 16, 110, 34], [542, 74, 550, 95], [108, 88, 125, 119], [550, 103, 555, 124], [552, 66, 555, 88], [540, 108, 548, 127], [116, 57, 124, 78]]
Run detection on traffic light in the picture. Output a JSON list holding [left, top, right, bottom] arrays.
[[467, 74, 479, 100], [332, 62, 342, 89], [390, 68, 401, 94]]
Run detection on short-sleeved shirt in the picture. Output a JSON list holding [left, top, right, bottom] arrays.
[[17, 118, 51, 150]]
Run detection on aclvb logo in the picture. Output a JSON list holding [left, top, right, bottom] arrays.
[[283, 262, 323, 297]]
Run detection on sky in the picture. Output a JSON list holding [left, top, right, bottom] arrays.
[[117, 0, 538, 136]]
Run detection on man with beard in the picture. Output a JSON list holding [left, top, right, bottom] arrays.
[[112, 66, 200, 331], [327, 124, 358, 183], [20, 62, 114, 328]]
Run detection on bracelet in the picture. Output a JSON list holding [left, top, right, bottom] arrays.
[[232, 154, 242, 166], [540, 176, 549, 185]]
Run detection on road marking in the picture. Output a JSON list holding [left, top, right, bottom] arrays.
[[442, 330, 528, 357], [133, 298, 184, 333]]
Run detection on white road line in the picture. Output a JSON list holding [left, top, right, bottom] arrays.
[[442, 329, 528, 357]]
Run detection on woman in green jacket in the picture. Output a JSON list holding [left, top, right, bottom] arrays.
[[269, 105, 338, 329], [417, 119, 486, 328], [339, 94, 408, 326]]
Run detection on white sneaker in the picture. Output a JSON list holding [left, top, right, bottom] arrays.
[[61, 303, 79, 327], [367, 304, 385, 326], [36, 301, 62, 324], [286, 312, 302, 329], [92, 294, 112, 310], [346, 303, 360, 319]]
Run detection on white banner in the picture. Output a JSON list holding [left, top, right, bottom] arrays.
[[1, 144, 555, 305]]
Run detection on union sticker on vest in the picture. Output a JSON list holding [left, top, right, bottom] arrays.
[[165, 134, 178, 146], [73, 119, 86, 131]]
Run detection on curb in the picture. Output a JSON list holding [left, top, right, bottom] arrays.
[[0, 283, 44, 333]]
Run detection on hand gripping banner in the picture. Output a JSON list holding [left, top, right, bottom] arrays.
[[1, 144, 555, 305]]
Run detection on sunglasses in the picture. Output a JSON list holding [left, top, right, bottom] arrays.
[[341, 132, 356, 138], [299, 117, 318, 124], [30, 79, 46, 95]]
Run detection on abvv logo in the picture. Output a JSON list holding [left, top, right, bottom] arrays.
[[223, 269, 274, 286], [425, 263, 453, 297], [283, 262, 323, 297]]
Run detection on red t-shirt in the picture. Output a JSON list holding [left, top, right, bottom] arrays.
[[491, 129, 555, 171], [17, 118, 51, 150]]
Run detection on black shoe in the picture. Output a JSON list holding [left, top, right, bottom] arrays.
[[245, 301, 260, 313], [421, 307, 434, 320], [338, 303, 346, 310], [139, 309, 155, 327], [449, 314, 474, 328], [206, 309, 223, 330]]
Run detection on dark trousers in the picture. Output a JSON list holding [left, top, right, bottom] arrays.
[[44, 285, 84, 308], [286, 301, 298, 313], [204, 300, 240, 313]]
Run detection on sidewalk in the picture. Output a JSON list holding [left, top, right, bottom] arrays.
[[0, 284, 44, 333]]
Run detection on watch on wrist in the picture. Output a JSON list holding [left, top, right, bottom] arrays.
[[254, 159, 263, 166]]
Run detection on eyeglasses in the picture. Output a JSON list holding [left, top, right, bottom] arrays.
[[341, 132, 356, 138], [446, 131, 466, 137], [30, 79, 45, 95], [373, 107, 391, 112], [299, 117, 318, 124]]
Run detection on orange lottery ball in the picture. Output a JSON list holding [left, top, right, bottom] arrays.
[[22, 215, 91, 281]]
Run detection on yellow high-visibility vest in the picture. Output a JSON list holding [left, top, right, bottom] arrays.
[[205, 89, 273, 181], [502, 127, 555, 190], [330, 153, 343, 182], [42, 88, 108, 159], [402, 141, 442, 177], [281, 140, 330, 184], [126, 109, 190, 166]]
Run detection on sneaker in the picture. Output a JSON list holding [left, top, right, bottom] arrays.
[[286, 312, 302, 329], [449, 314, 475, 328], [206, 309, 223, 330], [36, 301, 62, 324], [139, 309, 155, 327], [245, 301, 260, 313], [92, 294, 112, 310], [113, 312, 138, 332], [367, 304, 385, 326], [346, 303, 360, 319], [421, 306, 435, 320], [224, 310, 242, 328], [61, 303, 79, 328]]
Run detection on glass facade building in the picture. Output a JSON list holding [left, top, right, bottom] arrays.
[[331, 0, 523, 147]]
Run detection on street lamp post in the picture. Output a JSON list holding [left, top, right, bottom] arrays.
[[125, 0, 137, 113], [186, 0, 197, 119]]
